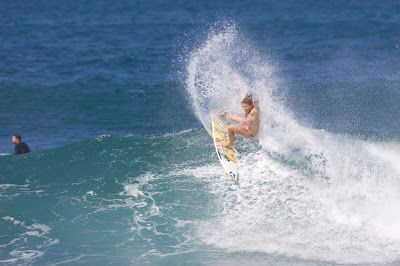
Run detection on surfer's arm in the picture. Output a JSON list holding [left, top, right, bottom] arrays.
[[247, 109, 259, 123], [254, 98, 259, 107], [226, 114, 245, 124]]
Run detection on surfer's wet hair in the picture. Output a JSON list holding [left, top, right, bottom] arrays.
[[241, 94, 253, 106]]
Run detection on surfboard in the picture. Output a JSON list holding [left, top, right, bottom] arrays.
[[211, 113, 238, 181]]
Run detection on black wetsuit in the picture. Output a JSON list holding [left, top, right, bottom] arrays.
[[14, 142, 30, 155]]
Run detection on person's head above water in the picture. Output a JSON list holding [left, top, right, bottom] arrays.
[[241, 94, 254, 114], [11, 133, 21, 145]]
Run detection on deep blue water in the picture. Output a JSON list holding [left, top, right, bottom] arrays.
[[1, 1, 400, 265], [1, 0, 399, 152]]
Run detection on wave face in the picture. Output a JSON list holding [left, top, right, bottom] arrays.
[[0, 133, 217, 265]]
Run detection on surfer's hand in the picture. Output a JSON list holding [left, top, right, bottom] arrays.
[[218, 111, 227, 119]]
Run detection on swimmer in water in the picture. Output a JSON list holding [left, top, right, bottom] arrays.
[[219, 94, 260, 148], [11, 133, 30, 155]]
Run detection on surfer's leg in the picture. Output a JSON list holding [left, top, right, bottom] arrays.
[[221, 125, 252, 147], [229, 125, 253, 139]]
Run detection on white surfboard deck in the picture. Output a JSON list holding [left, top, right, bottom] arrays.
[[211, 113, 238, 181]]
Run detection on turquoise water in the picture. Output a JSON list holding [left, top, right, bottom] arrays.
[[3, 129, 400, 265], [0, 132, 215, 264], [1, 0, 400, 265]]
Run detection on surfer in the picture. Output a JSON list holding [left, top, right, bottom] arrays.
[[219, 94, 260, 148]]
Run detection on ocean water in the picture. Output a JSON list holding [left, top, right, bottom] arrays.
[[1, 0, 400, 265]]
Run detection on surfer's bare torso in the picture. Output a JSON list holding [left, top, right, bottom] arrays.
[[242, 105, 260, 137], [219, 95, 260, 148]]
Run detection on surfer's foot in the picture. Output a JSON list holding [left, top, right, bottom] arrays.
[[219, 140, 234, 148]]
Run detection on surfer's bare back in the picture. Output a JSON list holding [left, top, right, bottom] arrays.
[[219, 94, 260, 148]]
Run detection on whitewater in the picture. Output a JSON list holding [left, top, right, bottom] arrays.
[[185, 24, 400, 264]]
